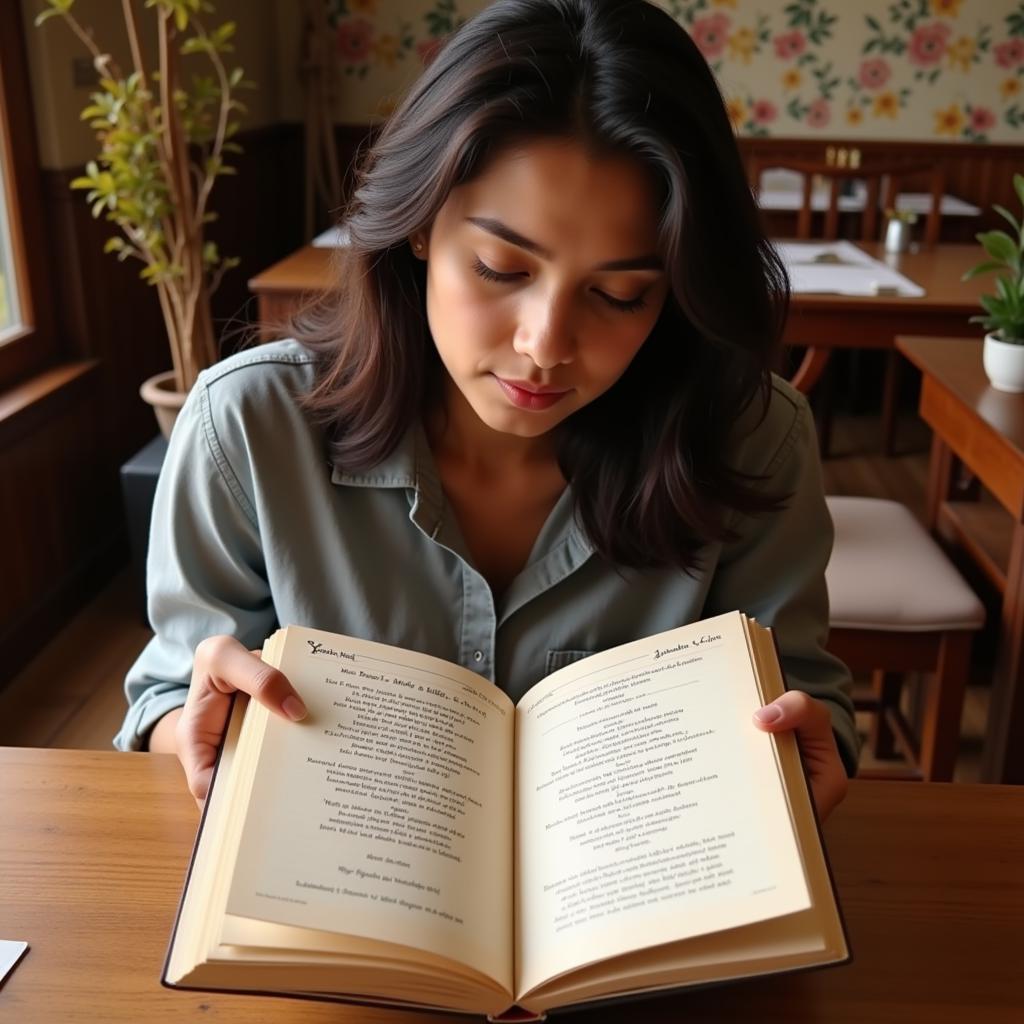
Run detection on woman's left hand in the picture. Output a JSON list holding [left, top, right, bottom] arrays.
[[752, 691, 849, 821]]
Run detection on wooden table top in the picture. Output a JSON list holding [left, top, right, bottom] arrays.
[[2, 747, 1023, 1022], [896, 336, 1024, 461], [248, 241, 989, 312]]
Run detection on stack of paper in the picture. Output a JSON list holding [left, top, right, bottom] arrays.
[[774, 240, 925, 298]]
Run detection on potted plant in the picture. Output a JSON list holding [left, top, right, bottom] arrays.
[[962, 173, 1024, 393], [36, 0, 251, 435]]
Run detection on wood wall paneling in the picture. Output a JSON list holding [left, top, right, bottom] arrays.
[[0, 124, 305, 690]]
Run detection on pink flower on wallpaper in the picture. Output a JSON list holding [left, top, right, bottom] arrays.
[[691, 13, 731, 60], [994, 38, 1024, 69], [751, 99, 778, 124], [337, 18, 375, 63], [774, 29, 806, 60], [907, 22, 952, 67], [858, 58, 891, 90], [806, 98, 831, 129], [773, 31, 806, 61], [417, 37, 445, 66], [969, 106, 996, 133]]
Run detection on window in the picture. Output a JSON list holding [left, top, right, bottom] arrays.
[[0, 114, 24, 340], [0, 0, 58, 389]]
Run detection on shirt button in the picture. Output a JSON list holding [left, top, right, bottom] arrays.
[[473, 650, 484, 663]]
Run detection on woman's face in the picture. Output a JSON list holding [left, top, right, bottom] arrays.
[[415, 137, 670, 443]]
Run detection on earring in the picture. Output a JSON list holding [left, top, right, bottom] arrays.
[[414, 242, 423, 252]]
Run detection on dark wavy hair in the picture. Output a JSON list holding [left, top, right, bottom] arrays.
[[295, 0, 790, 572]]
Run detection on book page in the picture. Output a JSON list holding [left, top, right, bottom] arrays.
[[514, 612, 810, 997], [225, 627, 515, 991]]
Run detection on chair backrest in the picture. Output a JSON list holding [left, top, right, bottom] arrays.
[[751, 156, 945, 246]]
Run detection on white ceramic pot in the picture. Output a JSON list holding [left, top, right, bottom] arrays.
[[982, 332, 1024, 393], [139, 370, 187, 438]]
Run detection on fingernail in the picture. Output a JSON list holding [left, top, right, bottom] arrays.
[[754, 705, 782, 724], [283, 696, 308, 721]]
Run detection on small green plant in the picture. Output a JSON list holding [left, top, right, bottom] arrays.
[[35, 0, 253, 391], [962, 173, 1024, 345]]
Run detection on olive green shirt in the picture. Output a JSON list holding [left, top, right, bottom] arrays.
[[115, 340, 858, 773]]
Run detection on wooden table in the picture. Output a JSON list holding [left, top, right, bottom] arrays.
[[896, 336, 1024, 784], [3, 747, 1023, 1022]]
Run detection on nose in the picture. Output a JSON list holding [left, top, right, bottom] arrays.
[[512, 290, 577, 369]]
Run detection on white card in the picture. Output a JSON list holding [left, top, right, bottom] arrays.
[[0, 940, 28, 985]]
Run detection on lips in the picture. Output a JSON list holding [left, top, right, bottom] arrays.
[[493, 375, 572, 411]]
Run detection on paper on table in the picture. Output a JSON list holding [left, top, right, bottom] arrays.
[[774, 240, 925, 298], [312, 225, 350, 247], [0, 940, 28, 985]]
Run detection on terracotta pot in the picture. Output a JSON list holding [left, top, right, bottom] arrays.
[[982, 332, 1024, 394], [139, 370, 187, 439]]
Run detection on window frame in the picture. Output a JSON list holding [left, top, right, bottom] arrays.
[[0, 0, 59, 391]]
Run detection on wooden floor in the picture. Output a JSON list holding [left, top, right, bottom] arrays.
[[0, 412, 992, 782]]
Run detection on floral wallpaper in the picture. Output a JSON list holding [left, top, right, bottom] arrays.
[[325, 0, 1024, 142]]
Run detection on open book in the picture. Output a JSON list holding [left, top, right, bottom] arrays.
[[164, 611, 849, 1018]]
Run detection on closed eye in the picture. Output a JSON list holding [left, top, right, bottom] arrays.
[[472, 257, 649, 314]]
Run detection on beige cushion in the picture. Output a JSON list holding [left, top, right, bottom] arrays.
[[826, 496, 985, 632]]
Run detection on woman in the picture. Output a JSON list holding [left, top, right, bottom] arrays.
[[116, 0, 856, 818]]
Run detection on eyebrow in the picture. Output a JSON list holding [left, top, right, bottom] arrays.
[[465, 216, 663, 272]]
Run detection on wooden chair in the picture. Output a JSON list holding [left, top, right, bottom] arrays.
[[823, 497, 985, 781], [751, 155, 944, 247], [754, 155, 946, 455]]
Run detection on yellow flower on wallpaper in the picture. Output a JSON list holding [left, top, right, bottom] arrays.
[[349, 0, 377, 13], [373, 33, 400, 68], [781, 68, 802, 90], [930, 0, 962, 16], [727, 26, 756, 64], [933, 103, 964, 136], [1001, 77, 1022, 100], [872, 91, 899, 118], [726, 96, 747, 129], [846, 107, 864, 126], [947, 35, 976, 72]]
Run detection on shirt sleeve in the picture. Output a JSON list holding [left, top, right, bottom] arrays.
[[704, 390, 860, 777], [113, 374, 276, 751]]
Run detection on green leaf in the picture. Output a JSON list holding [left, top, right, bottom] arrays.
[[103, 236, 125, 253], [34, 9, 64, 27], [180, 37, 210, 56], [978, 230, 1020, 267], [1015, 173, 1024, 210], [962, 260, 1004, 281]]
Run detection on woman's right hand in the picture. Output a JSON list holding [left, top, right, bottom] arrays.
[[152, 635, 308, 805]]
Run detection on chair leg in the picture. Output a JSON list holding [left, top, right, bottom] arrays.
[[869, 669, 903, 760], [916, 631, 972, 782], [881, 351, 901, 456]]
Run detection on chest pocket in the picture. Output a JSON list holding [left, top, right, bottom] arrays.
[[545, 649, 597, 675]]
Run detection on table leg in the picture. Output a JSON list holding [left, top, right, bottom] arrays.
[[924, 434, 954, 531], [982, 519, 1024, 784]]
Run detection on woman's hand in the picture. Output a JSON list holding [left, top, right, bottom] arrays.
[[161, 635, 308, 806], [752, 691, 849, 821]]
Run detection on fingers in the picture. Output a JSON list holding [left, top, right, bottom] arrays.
[[752, 691, 849, 821], [193, 635, 307, 720], [752, 690, 830, 731], [174, 635, 308, 804]]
